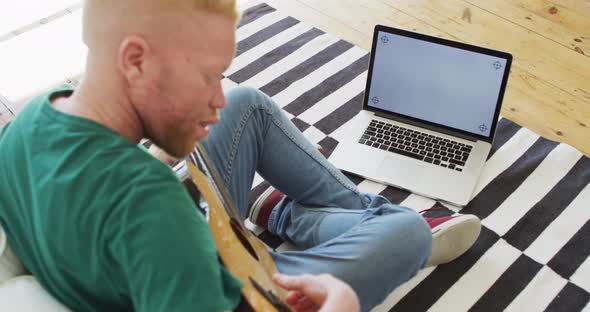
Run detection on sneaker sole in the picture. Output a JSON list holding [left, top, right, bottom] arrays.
[[426, 214, 481, 267], [248, 186, 275, 223]]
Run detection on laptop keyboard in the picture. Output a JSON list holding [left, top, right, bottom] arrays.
[[359, 120, 473, 172]]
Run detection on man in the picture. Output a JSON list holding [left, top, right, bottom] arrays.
[[0, 0, 481, 311]]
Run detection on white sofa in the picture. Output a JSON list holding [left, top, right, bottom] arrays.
[[0, 227, 71, 311]]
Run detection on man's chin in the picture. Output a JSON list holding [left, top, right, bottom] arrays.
[[155, 142, 194, 160], [171, 146, 195, 159]]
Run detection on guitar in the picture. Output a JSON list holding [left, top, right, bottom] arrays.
[[180, 143, 291, 312]]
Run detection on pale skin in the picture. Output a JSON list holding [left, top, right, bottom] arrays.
[[273, 274, 360, 312], [50, 1, 359, 311]]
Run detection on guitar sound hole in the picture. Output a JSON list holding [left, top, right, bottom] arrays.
[[230, 218, 260, 262]]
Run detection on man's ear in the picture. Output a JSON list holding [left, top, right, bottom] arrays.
[[117, 35, 151, 83]]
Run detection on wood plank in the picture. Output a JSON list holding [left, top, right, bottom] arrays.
[[372, 0, 590, 155], [373, 0, 590, 103], [542, 0, 590, 19], [266, 0, 369, 49], [287, 0, 590, 102], [505, 71, 590, 154], [269, 0, 463, 50], [463, 0, 590, 56], [265, 0, 590, 156]]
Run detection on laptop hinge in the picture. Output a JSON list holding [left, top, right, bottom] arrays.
[[374, 111, 479, 142]]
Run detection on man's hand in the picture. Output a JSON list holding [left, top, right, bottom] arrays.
[[272, 273, 360, 312]]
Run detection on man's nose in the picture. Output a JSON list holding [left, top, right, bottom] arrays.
[[211, 84, 226, 110]]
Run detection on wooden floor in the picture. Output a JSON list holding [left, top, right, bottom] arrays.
[[263, 0, 590, 157]]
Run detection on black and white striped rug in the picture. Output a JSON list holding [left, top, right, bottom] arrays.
[[232, 1, 590, 311]]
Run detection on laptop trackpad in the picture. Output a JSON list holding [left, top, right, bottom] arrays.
[[377, 156, 425, 187]]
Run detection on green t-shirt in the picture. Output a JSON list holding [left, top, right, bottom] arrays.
[[0, 87, 242, 311]]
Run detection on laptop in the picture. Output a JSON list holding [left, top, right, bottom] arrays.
[[329, 25, 512, 206]]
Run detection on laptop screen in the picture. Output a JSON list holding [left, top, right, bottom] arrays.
[[367, 30, 509, 137]]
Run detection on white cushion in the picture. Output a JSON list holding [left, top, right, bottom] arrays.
[[0, 227, 26, 283], [0, 276, 72, 311]]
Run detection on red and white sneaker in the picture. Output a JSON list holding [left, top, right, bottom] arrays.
[[248, 186, 284, 229], [421, 209, 481, 267], [248, 144, 325, 229]]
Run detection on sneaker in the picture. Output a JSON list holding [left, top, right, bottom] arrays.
[[422, 209, 481, 267], [248, 144, 325, 229], [248, 186, 284, 229]]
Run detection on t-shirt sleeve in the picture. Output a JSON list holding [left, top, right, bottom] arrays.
[[109, 175, 242, 312]]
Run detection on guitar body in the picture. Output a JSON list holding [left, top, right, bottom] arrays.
[[185, 149, 290, 312]]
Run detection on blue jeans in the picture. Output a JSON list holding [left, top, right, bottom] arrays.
[[202, 87, 432, 312]]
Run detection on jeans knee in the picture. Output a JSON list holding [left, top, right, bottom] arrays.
[[225, 85, 259, 100], [224, 86, 276, 112], [377, 209, 431, 268], [342, 210, 432, 311], [403, 211, 432, 262]]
